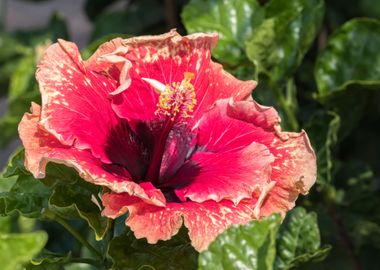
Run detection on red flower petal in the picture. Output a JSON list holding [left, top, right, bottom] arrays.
[[88, 30, 255, 123], [259, 131, 316, 217], [172, 141, 274, 204], [105, 30, 219, 122], [192, 62, 256, 120], [102, 192, 258, 251], [37, 39, 121, 163], [196, 99, 259, 152], [18, 103, 165, 207], [227, 100, 317, 216]]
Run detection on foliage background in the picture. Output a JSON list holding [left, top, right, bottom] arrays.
[[0, 0, 380, 269]]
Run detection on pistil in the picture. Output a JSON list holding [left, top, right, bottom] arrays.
[[143, 73, 197, 184]]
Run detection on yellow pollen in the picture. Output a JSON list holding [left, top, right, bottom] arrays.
[[156, 72, 197, 122]]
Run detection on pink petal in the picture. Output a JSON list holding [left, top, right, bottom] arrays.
[[18, 103, 165, 207], [227, 98, 281, 132], [102, 192, 259, 251], [89, 31, 255, 123], [159, 99, 273, 204], [196, 99, 259, 152], [172, 142, 274, 204], [192, 62, 257, 120], [259, 131, 316, 217], [106, 30, 218, 122], [37, 39, 121, 163], [226, 100, 317, 216]]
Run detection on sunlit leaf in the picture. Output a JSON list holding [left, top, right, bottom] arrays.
[[275, 208, 331, 270], [246, 0, 324, 83], [199, 214, 281, 270], [182, 0, 264, 66]]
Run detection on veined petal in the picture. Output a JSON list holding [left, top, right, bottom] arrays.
[[18, 103, 165, 207], [192, 62, 256, 120], [226, 100, 317, 216], [172, 142, 274, 204], [196, 99, 259, 152], [37, 39, 119, 163], [102, 192, 258, 252], [95, 30, 218, 122], [162, 99, 274, 204], [259, 131, 316, 217]]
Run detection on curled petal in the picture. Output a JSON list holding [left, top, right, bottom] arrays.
[[36, 39, 120, 163], [102, 192, 260, 251], [259, 131, 316, 217], [18, 103, 165, 207], [193, 62, 256, 120], [226, 100, 317, 216]]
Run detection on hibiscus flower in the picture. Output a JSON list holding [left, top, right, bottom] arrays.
[[19, 30, 316, 251]]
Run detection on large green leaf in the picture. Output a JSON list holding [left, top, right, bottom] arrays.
[[3, 148, 110, 239], [199, 214, 281, 270], [315, 18, 380, 95], [0, 174, 51, 218], [0, 149, 50, 218], [246, 0, 324, 83], [0, 231, 47, 270], [182, 0, 264, 66], [48, 181, 111, 240], [275, 208, 331, 270], [108, 227, 198, 270], [314, 19, 380, 137]]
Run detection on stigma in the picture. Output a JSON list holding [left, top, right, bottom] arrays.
[[142, 72, 197, 123]]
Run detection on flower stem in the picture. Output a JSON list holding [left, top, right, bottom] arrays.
[[43, 209, 103, 260]]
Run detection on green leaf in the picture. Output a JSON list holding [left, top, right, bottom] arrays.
[[199, 214, 281, 270], [315, 19, 380, 95], [0, 174, 51, 218], [314, 19, 380, 137], [182, 0, 264, 66], [108, 227, 198, 270], [2, 148, 29, 178], [275, 208, 331, 270], [31, 250, 71, 267], [3, 148, 110, 239], [305, 111, 340, 185], [246, 0, 324, 83], [48, 180, 111, 240], [0, 231, 47, 270]]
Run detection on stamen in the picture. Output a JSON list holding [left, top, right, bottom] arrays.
[[143, 72, 197, 123], [143, 72, 197, 183]]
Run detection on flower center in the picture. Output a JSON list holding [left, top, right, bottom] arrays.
[[143, 72, 197, 184], [156, 72, 197, 122]]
